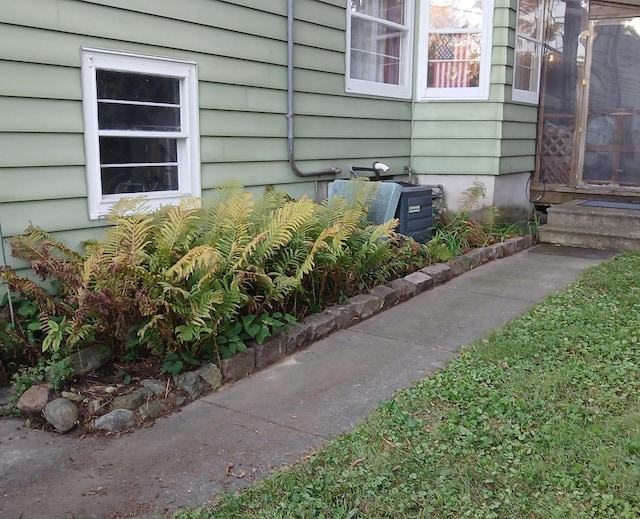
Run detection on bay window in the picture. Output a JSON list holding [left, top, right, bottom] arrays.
[[418, 0, 494, 100], [346, 0, 414, 98], [513, 0, 544, 103]]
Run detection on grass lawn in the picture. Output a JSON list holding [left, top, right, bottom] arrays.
[[175, 253, 640, 519]]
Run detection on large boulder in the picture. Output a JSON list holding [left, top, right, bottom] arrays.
[[196, 363, 222, 390], [69, 345, 112, 376], [111, 391, 145, 411], [44, 398, 79, 433], [94, 409, 137, 432], [17, 385, 50, 414], [173, 371, 206, 400]]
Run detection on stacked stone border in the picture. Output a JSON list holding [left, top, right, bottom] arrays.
[[7, 236, 532, 434], [220, 236, 533, 382]]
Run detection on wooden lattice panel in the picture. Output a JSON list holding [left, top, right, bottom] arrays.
[[540, 121, 574, 184]]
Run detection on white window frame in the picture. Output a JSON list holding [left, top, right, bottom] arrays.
[[81, 48, 201, 220], [512, 0, 544, 104], [417, 0, 494, 101], [345, 1, 414, 99]]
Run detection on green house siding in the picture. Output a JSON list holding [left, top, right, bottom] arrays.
[[411, 0, 537, 181], [1, 0, 539, 271], [0, 0, 411, 270]]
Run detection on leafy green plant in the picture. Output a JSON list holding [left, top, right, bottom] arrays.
[[11, 353, 73, 394], [216, 312, 296, 359], [2, 180, 528, 376], [161, 351, 201, 376]]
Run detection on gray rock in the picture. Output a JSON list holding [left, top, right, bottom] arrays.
[[138, 400, 164, 421], [61, 391, 84, 402], [324, 304, 357, 329], [17, 385, 50, 414], [369, 285, 399, 310], [111, 391, 146, 411], [138, 386, 155, 398], [174, 395, 187, 408], [94, 409, 137, 432], [89, 399, 105, 414], [221, 348, 256, 383], [173, 371, 207, 400], [507, 236, 532, 252], [285, 323, 312, 354], [386, 278, 413, 302], [449, 255, 472, 277], [345, 294, 381, 320], [501, 238, 519, 256], [464, 248, 485, 269], [420, 263, 451, 285], [44, 398, 79, 433], [69, 345, 112, 376], [302, 312, 337, 342], [196, 363, 223, 390], [140, 379, 166, 396], [486, 242, 505, 260], [254, 335, 287, 371], [0, 386, 17, 412], [403, 271, 434, 295], [478, 245, 494, 263]]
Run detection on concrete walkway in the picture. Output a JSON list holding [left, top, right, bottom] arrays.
[[0, 246, 615, 519]]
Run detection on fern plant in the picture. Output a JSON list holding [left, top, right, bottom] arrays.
[[1, 181, 444, 367]]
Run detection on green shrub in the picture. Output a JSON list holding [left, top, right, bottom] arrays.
[[1, 181, 526, 375]]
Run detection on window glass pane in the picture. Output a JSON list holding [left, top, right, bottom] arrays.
[[517, 0, 540, 38], [98, 102, 181, 131], [97, 70, 180, 104], [99, 137, 177, 165], [428, 33, 481, 87], [514, 36, 540, 91], [543, 0, 566, 52], [101, 165, 179, 195], [351, 0, 405, 24], [619, 153, 640, 185], [351, 17, 403, 84], [582, 151, 613, 182], [429, 0, 483, 30]]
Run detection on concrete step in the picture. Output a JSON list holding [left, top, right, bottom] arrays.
[[547, 199, 640, 234], [539, 224, 640, 251]]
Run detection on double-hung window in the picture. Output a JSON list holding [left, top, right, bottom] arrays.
[[418, 0, 494, 100], [346, 0, 414, 99], [81, 48, 200, 220], [513, 0, 544, 103]]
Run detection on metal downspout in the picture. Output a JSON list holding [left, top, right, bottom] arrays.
[[287, 0, 341, 177]]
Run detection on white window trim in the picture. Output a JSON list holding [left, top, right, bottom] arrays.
[[512, 0, 544, 104], [345, 2, 414, 99], [81, 48, 201, 220], [417, 0, 495, 101]]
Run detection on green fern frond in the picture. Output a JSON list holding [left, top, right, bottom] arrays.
[[459, 181, 487, 215], [153, 200, 201, 257], [238, 197, 316, 267], [165, 246, 222, 282]]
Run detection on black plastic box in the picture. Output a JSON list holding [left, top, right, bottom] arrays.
[[385, 181, 433, 243]]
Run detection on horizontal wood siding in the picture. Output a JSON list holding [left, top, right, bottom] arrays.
[[412, 0, 537, 179], [0, 0, 411, 257], [497, 0, 539, 175]]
